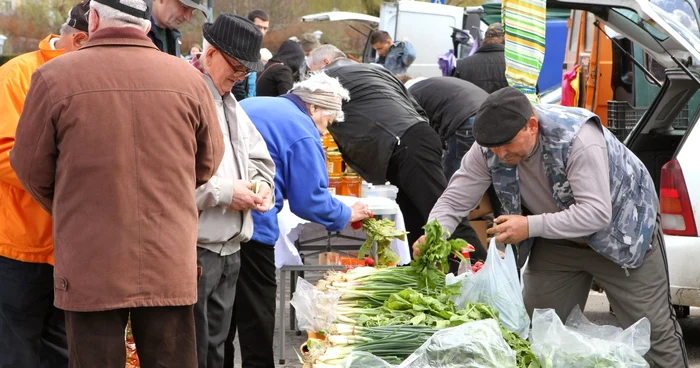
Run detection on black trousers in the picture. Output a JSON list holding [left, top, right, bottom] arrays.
[[386, 123, 483, 254], [0, 255, 68, 368], [224, 241, 276, 368], [64, 306, 197, 368]]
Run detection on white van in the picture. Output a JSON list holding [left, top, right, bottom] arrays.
[[302, 0, 468, 78]]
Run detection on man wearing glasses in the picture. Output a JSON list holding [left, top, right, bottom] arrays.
[[149, 0, 208, 57], [189, 14, 276, 368]]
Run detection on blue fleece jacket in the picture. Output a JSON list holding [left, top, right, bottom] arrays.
[[241, 94, 352, 246]]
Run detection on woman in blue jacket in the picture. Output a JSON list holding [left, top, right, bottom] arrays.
[[225, 73, 373, 368]]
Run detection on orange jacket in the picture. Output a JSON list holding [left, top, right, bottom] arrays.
[[0, 35, 63, 265]]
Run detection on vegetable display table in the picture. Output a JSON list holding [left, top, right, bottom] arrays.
[[275, 195, 410, 364]]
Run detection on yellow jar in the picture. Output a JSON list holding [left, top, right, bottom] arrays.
[[326, 151, 343, 176], [341, 174, 363, 197], [328, 174, 343, 195]]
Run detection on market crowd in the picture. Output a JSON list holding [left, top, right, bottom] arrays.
[[0, 0, 688, 367]]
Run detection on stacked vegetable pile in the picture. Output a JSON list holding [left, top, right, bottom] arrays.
[[298, 220, 541, 368]]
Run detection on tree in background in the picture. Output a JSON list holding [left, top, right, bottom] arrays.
[[2, 0, 483, 56], [0, 0, 72, 53]]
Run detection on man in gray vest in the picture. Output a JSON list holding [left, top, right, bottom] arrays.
[[417, 87, 688, 367]]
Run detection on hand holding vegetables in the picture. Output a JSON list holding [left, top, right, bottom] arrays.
[[486, 215, 529, 244], [349, 201, 373, 223], [410, 220, 470, 289]]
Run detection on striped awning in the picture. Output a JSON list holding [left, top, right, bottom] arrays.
[[502, 0, 547, 103]]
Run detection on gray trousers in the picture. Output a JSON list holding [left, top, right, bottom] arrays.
[[194, 248, 241, 368], [523, 220, 688, 368]]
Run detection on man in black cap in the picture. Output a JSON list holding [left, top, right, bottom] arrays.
[[0, 2, 89, 367], [189, 13, 276, 368], [11, 0, 225, 365], [149, 0, 208, 57], [417, 87, 688, 367], [454, 23, 508, 93], [307, 45, 450, 248]]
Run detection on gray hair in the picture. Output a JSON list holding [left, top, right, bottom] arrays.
[[290, 72, 350, 121], [59, 23, 80, 35], [308, 44, 346, 70], [90, 0, 151, 32]]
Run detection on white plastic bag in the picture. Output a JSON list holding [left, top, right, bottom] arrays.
[[290, 276, 342, 332], [531, 307, 651, 368], [461, 238, 530, 338], [398, 319, 517, 368], [445, 269, 476, 309]]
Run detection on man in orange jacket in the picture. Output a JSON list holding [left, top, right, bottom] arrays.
[[0, 1, 89, 366]]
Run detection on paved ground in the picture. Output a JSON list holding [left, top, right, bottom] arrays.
[[231, 266, 700, 367]]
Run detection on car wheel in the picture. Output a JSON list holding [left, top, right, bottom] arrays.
[[673, 305, 690, 319]]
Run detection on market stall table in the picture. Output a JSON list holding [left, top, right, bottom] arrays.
[[275, 195, 410, 364]]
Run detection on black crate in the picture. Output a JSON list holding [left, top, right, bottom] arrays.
[[606, 100, 689, 141]]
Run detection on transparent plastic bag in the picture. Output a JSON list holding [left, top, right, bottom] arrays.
[[342, 352, 396, 368], [531, 307, 651, 368], [461, 238, 530, 338], [444, 269, 475, 309], [290, 276, 342, 332], [565, 306, 651, 357], [398, 319, 517, 368]]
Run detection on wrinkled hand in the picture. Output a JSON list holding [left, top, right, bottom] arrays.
[[412, 235, 426, 259], [255, 181, 273, 212], [349, 201, 373, 223], [486, 215, 529, 244], [229, 180, 263, 211]]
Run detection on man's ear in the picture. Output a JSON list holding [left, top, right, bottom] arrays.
[[527, 116, 539, 133], [74, 32, 89, 47]]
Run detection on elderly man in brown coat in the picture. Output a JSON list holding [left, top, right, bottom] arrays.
[[10, 0, 224, 366]]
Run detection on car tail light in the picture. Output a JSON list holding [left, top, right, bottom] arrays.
[[660, 159, 697, 236]]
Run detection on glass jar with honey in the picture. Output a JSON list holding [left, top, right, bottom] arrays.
[[326, 150, 343, 176], [322, 132, 337, 150], [340, 173, 363, 197], [328, 174, 342, 195]]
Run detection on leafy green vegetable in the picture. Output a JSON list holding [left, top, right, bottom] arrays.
[[358, 218, 408, 267], [410, 220, 468, 289]]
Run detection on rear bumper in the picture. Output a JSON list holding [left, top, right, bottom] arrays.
[[665, 234, 700, 306]]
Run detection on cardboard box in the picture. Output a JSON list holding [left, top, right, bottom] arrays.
[[469, 220, 490, 249], [469, 194, 493, 220]]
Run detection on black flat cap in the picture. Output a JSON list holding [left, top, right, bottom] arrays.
[[66, 0, 90, 33], [473, 86, 533, 147]]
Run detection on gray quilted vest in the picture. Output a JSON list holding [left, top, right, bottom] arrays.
[[487, 105, 658, 269]]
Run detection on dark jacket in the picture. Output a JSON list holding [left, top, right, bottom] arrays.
[[256, 40, 305, 97], [324, 59, 429, 184], [408, 77, 488, 142], [147, 18, 181, 57], [454, 43, 507, 93]]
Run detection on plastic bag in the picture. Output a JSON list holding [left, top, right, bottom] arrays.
[[444, 269, 476, 309], [531, 307, 651, 368], [460, 238, 530, 338], [290, 276, 342, 332], [565, 306, 651, 357], [398, 319, 517, 368], [342, 352, 396, 368]]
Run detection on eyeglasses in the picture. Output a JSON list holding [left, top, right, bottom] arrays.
[[219, 51, 252, 78]]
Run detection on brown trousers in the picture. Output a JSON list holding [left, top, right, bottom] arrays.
[[64, 305, 196, 368]]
